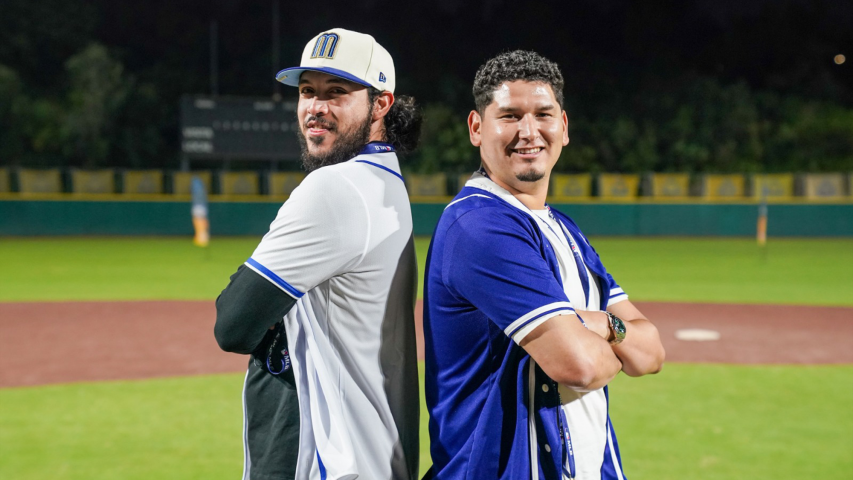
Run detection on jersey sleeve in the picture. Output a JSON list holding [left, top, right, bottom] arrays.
[[247, 168, 369, 298], [605, 272, 628, 307], [442, 208, 574, 342]]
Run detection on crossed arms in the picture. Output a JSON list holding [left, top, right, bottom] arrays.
[[519, 299, 665, 392]]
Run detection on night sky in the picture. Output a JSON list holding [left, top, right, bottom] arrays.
[[2, 0, 849, 109]]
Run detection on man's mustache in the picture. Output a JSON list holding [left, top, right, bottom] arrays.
[[304, 116, 336, 130]]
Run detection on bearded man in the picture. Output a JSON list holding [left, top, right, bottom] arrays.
[[215, 28, 422, 480]]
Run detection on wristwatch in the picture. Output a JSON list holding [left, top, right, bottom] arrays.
[[605, 311, 626, 345]]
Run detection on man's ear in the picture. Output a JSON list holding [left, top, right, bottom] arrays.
[[468, 110, 482, 147], [562, 110, 570, 146], [373, 91, 394, 121]]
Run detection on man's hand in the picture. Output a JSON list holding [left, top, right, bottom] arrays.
[[606, 301, 665, 377], [575, 304, 665, 377], [575, 310, 611, 342]]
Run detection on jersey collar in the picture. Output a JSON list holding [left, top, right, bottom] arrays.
[[358, 142, 395, 155], [464, 170, 542, 216], [351, 142, 403, 182]]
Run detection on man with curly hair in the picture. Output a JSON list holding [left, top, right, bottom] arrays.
[[215, 28, 422, 480], [423, 50, 665, 479]]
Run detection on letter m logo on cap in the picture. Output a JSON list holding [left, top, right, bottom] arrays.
[[311, 33, 339, 59]]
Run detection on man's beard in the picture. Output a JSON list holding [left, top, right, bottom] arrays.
[[516, 169, 545, 182], [297, 112, 373, 172]]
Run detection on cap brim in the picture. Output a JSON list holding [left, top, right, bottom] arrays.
[[275, 66, 373, 88]]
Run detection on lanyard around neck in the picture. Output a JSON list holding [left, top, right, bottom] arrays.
[[545, 207, 591, 306]]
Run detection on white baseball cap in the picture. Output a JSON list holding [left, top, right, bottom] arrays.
[[276, 28, 395, 93]]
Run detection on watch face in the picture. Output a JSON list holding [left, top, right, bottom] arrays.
[[609, 313, 626, 344]]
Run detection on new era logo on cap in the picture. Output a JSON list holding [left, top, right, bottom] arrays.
[[276, 28, 396, 93]]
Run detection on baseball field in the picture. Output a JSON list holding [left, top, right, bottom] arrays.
[[1, 237, 851, 479]]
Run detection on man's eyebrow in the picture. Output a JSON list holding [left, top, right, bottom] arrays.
[[495, 104, 556, 113]]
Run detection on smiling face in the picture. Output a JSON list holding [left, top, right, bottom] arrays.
[[469, 80, 569, 199], [296, 71, 374, 171]]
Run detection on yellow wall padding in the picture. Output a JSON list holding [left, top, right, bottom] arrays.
[[803, 173, 845, 199], [597, 174, 640, 199], [752, 174, 794, 199], [0, 168, 9, 193], [408, 174, 447, 197], [18, 169, 62, 193], [650, 173, 690, 197], [703, 174, 746, 198], [268, 172, 306, 196], [551, 174, 592, 198], [220, 171, 259, 196], [71, 169, 115, 194], [123, 170, 164, 194], [172, 171, 212, 195]]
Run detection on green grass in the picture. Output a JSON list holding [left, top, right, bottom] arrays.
[[1, 236, 852, 479], [589, 237, 853, 306], [0, 374, 245, 480], [0, 237, 256, 301], [609, 364, 853, 480], [2, 365, 850, 480], [2, 237, 852, 304]]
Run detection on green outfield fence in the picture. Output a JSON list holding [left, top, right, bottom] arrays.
[[1, 197, 851, 237]]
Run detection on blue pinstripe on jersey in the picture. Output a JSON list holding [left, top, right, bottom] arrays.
[[245, 258, 304, 298]]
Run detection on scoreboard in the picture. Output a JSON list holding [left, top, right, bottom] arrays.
[[180, 95, 301, 160]]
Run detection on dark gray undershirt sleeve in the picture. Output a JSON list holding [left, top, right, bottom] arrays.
[[215, 264, 300, 479], [214, 264, 297, 355]]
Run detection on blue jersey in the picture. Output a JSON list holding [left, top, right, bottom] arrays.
[[423, 181, 628, 479]]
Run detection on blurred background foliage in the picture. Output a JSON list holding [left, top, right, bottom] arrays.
[[0, 0, 850, 174]]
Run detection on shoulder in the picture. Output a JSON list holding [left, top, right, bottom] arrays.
[[299, 163, 347, 187], [444, 189, 519, 223], [292, 164, 359, 202], [278, 166, 372, 226], [437, 189, 540, 247]]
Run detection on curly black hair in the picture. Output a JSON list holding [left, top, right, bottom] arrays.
[[472, 50, 564, 114], [368, 88, 423, 155]]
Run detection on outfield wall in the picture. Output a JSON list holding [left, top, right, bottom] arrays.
[[1, 198, 851, 237]]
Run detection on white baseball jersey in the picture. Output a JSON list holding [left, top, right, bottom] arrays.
[[246, 144, 419, 480], [528, 209, 613, 480]]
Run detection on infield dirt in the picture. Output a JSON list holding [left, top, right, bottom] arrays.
[[1, 300, 850, 388]]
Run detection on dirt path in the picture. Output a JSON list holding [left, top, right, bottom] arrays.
[[1, 300, 850, 388]]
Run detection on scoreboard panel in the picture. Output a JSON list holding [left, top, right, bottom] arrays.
[[180, 96, 301, 160]]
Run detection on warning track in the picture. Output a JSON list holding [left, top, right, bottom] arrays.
[[0, 300, 850, 388]]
